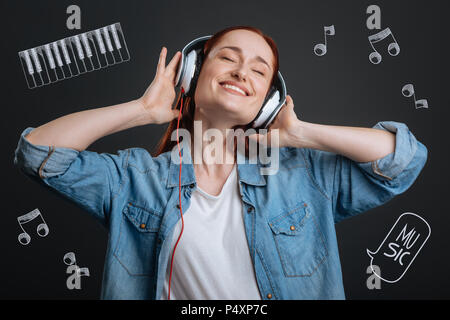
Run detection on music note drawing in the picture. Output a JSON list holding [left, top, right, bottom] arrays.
[[17, 209, 49, 245], [402, 84, 429, 109], [368, 27, 400, 64], [314, 25, 335, 56]]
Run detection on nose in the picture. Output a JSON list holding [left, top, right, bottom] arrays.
[[232, 67, 247, 81]]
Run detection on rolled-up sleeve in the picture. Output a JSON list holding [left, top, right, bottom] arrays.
[[14, 127, 128, 226], [355, 121, 421, 181], [302, 121, 428, 223]]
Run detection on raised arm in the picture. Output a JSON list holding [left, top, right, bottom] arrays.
[[292, 120, 396, 163], [249, 95, 427, 223], [14, 47, 182, 226], [25, 47, 182, 151]]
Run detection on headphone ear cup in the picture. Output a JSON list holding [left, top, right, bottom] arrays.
[[186, 49, 204, 97], [251, 86, 277, 128], [252, 88, 281, 129]]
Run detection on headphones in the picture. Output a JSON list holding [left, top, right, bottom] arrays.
[[174, 35, 287, 130]]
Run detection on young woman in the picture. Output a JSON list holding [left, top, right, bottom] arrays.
[[14, 25, 427, 300]]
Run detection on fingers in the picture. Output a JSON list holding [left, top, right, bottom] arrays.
[[156, 47, 167, 76], [285, 95, 294, 107], [166, 51, 182, 76], [157, 46, 181, 78]]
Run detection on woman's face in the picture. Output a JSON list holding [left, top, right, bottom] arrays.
[[194, 29, 275, 127]]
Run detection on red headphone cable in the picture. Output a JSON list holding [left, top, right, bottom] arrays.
[[168, 87, 185, 300]]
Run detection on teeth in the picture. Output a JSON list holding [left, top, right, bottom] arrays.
[[222, 84, 247, 96]]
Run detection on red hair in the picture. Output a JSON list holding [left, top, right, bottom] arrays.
[[152, 25, 280, 158]]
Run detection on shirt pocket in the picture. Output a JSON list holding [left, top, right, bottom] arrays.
[[268, 202, 328, 277], [113, 201, 163, 277]]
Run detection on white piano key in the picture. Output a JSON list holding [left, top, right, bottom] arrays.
[[52, 42, 64, 67], [73, 35, 85, 60], [102, 27, 114, 52], [94, 29, 106, 54], [44, 44, 56, 69], [110, 24, 122, 50], [59, 39, 71, 65], [81, 33, 93, 58], [22, 51, 34, 75], [30, 48, 42, 73]]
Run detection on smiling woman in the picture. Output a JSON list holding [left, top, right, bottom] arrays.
[[153, 26, 280, 157]]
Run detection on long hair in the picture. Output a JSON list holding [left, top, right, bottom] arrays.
[[152, 25, 280, 159]]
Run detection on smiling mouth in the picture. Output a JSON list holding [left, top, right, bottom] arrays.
[[219, 83, 249, 97]]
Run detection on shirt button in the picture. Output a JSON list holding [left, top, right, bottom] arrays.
[[140, 224, 146, 229], [157, 238, 162, 244], [290, 225, 296, 231], [176, 204, 181, 209], [247, 207, 254, 213], [303, 203, 308, 207], [267, 293, 272, 299]]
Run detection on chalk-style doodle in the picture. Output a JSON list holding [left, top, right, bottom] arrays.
[[18, 22, 131, 89], [368, 27, 400, 64], [367, 212, 431, 283], [17, 209, 49, 245], [314, 25, 335, 56], [402, 84, 429, 109], [63, 252, 77, 266], [63, 252, 90, 290]]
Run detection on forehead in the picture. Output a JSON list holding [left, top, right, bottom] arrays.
[[211, 30, 274, 65]]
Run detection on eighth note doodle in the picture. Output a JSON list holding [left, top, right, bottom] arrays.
[[402, 84, 429, 109], [314, 25, 335, 56], [368, 27, 400, 64], [17, 209, 49, 245]]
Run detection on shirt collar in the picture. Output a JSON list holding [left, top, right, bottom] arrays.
[[166, 139, 267, 188]]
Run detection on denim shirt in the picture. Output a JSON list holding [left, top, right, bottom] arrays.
[[13, 121, 427, 300]]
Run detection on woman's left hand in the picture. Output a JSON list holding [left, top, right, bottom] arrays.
[[248, 95, 302, 148]]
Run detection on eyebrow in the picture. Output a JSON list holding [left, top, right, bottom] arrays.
[[218, 46, 272, 70]]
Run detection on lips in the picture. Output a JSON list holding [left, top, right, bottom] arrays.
[[219, 81, 251, 96]]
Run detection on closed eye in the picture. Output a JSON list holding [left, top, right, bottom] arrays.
[[221, 56, 234, 62], [221, 56, 265, 76]]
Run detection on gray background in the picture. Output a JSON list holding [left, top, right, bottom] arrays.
[[1, 0, 448, 299]]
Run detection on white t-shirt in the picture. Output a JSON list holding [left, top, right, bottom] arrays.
[[161, 164, 262, 300]]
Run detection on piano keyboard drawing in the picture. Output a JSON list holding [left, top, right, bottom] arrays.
[[18, 23, 130, 89]]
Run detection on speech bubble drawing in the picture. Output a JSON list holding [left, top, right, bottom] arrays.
[[367, 212, 431, 283]]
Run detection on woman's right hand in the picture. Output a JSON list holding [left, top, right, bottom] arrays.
[[139, 47, 183, 125]]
